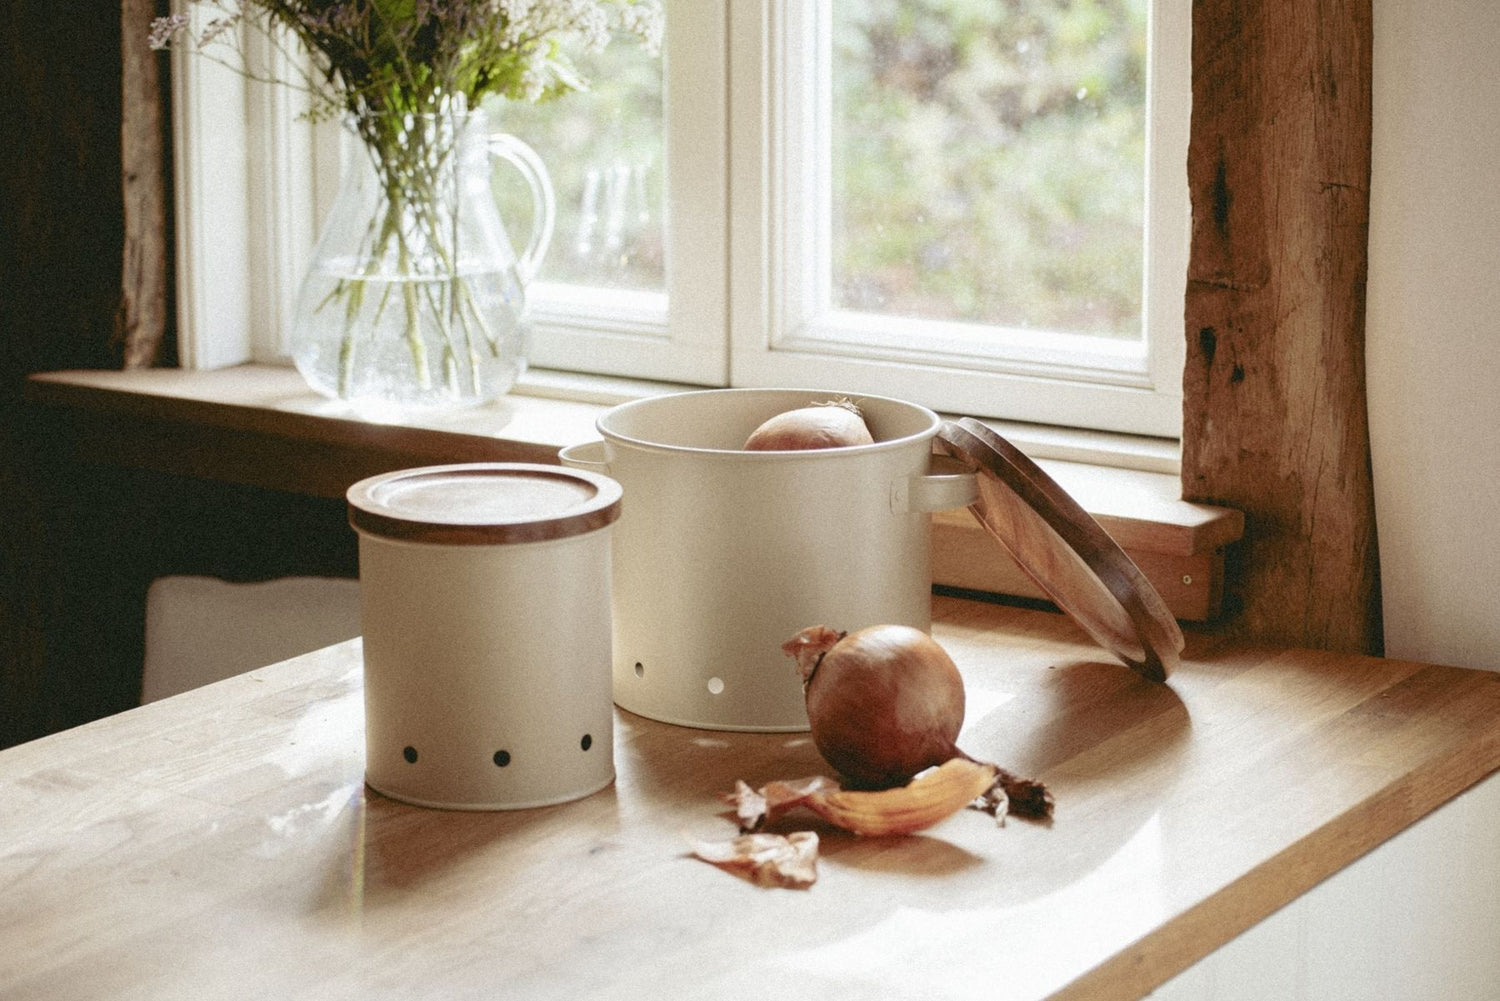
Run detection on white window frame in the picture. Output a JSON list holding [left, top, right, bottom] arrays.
[[169, 0, 1188, 439], [729, 0, 1189, 437], [169, 10, 337, 370]]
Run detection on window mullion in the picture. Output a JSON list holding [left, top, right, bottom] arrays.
[[1142, 0, 1191, 418], [170, 5, 254, 370], [727, 0, 773, 368], [528, 0, 729, 386]]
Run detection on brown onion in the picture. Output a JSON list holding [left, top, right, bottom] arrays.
[[782, 624, 965, 789], [744, 398, 874, 451], [783, 624, 1055, 819]]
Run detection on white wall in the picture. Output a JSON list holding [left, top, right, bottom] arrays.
[[1366, 0, 1500, 671]]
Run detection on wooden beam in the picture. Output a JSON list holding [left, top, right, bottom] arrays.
[[1182, 0, 1380, 653], [120, 0, 171, 368]]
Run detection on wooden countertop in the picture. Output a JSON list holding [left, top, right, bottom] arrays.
[[3, 595, 1496, 1001]]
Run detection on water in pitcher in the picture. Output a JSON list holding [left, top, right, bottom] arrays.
[[291, 263, 528, 415]]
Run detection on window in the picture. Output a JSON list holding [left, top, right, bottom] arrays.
[[488, 1, 727, 386], [171, 0, 1188, 438]]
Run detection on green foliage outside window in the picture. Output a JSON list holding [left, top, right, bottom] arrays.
[[496, 0, 1149, 341], [486, 39, 665, 292], [833, 0, 1148, 339]]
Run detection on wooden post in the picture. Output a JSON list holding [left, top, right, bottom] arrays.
[[1182, 0, 1381, 653], [120, 0, 171, 369]]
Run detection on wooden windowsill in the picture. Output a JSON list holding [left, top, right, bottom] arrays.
[[24, 365, 1243, 620]]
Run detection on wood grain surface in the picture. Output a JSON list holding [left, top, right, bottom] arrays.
[[119, 0, 170, 369], [938, 418, 1184, 681], [2, 595, 1495, 1001], [933, 510, 1225, 622], [1181, 1, 1379, 653]]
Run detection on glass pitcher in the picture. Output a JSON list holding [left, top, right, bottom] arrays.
[[289, 105, 555, 414]]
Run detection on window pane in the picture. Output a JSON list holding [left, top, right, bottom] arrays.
[[831, 0, 1148, 339], [484, 37, 665, 293]]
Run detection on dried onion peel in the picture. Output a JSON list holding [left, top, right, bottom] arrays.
[[724, 758, 1001, 837], [690, 831, 819, 888]]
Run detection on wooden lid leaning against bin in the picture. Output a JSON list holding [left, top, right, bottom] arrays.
[[935, 417, 1184, 682], [347, 463, 623, 547]]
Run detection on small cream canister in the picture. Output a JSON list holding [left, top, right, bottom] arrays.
[[347, 462, 622, 810]]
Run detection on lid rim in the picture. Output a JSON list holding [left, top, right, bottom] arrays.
[[346, 462, 623, 546]]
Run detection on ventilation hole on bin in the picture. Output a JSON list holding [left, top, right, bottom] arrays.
[[580, 733, 593, 751], [493, 750, 511, 767], [402, 746, 418, 764], [634, 661, 645, 678], [707, 677, 725, 695]]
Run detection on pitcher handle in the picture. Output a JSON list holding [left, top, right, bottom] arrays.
[[488, 133, 556, 284]]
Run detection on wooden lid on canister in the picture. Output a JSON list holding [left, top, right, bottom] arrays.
[[347, 463, 623, 546]]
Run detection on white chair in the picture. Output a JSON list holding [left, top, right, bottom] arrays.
[[141, 575, 362, 703]]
